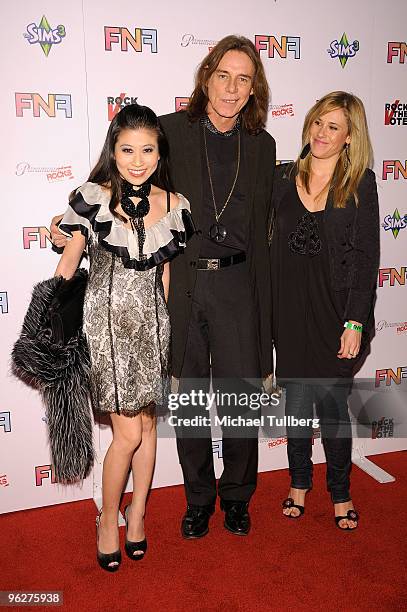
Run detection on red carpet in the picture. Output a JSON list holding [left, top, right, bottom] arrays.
[[2, 451, 406, 611]]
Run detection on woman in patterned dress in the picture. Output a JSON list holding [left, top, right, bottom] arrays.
[[55, 104, 194, 571]]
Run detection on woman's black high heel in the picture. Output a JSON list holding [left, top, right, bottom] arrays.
[[96, 511, 121, 572], [124, 504, 147, 561]]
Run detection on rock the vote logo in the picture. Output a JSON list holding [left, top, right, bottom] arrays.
[[23, 15, 66, 57], [255, 35, 301, 59], [104, 26, 157, 52], [384, 100, 407, 126], [107, 94, 138, 121], [15, 93, 72, 118]]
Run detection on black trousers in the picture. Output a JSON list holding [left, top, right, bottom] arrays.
[[285, 381, 352, 503], [175, 262, 261, 506]]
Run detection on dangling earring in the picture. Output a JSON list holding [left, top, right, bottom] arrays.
[[300, 143, 311, 159], [344, 143, 351, 171]]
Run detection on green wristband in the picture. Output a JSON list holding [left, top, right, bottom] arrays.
[[344, 321, 363, 333]]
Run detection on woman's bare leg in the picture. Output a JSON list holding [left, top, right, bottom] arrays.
[[126, 413, 157, 547], [98, 413, 142, 555]]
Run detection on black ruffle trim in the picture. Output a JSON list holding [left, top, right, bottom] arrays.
[[59, 191, 195, 270]]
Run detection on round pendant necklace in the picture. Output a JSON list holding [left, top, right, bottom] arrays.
[[120, 179, 151, 260], [203, 127, 241, 244]]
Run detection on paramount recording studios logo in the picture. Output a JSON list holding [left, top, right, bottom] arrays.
[[376, 320, 407, 336], [16, 162, 74, 183], [270, 103, 294, 119], [327, 33, 359, 67], [107, 94, 138, 121], [382, 209, 407, 239], [0, 474, 10, 487], [24, 15, 66, 56], [372, 417, 394, 438], [385, 100, 407, 126], [180, 34, 218, 49]]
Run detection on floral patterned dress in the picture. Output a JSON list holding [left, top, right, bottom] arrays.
[[60, 182, 194, 416]]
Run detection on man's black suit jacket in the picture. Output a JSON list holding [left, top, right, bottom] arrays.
[[160, 111, 276, 379]]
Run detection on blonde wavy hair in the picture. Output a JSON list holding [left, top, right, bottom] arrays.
[[296, 91, 373, 208]]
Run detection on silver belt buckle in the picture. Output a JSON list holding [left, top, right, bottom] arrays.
[[207, 258, 220, 270]]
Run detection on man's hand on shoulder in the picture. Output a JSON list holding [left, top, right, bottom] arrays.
[[50, 214, 67, 248]]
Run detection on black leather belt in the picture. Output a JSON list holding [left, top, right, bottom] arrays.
[[196, 252, 246, 270]]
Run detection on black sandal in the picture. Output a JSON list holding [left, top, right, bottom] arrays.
[[335, 509, 359, 530], [124, 504, 148, 561], [96, 512, 121, 572], [282, 497, 304, 518]]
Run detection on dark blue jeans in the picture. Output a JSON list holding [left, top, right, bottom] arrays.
[[285, 381, 352, 503]]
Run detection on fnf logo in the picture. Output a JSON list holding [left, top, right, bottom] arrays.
[[212, 439, 223, 458], [382, 160, 407, 180], [382, 209, 407, 239], [35, 465, 57, 486], [0, 292, 8, 314], [327, 33, 359, 68], [0, 412, 11, 433], [255, 35, 300, 59], [15, 93, 72, 118], [24, 15, 66, 57], [104, 27, 157, 52], [387, 42, 407, 64], [384, 100, 407, 126], [23, 227, 52, 249], [107, 94, 138, 121], [372, 417, 394, 438], [378, 267, 406, 287], [175, 97, 189, 112], [375, 367, 407, 387]]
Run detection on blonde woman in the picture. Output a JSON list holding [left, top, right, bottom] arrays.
[[270, 92, 379, 530]]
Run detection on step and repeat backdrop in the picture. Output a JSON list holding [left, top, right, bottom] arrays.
[[1, 0, 406, 513]]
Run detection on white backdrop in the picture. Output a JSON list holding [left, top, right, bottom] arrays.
[[1, 0, 406, 513]]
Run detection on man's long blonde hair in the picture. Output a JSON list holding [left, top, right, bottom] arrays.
[[296, 91, 373, 208]]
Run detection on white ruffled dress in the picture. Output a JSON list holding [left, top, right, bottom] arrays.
[[59, 182, 194, 416]]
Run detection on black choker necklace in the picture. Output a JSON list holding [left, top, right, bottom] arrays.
[[120, 179, 151, 260]]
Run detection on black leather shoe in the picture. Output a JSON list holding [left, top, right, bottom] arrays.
[[220, 500, 251, 536], [181, 505, 214, 539]]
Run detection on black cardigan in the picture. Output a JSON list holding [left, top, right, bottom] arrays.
[[270, 163, 380, 327], [160, 111, 276, 378]]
